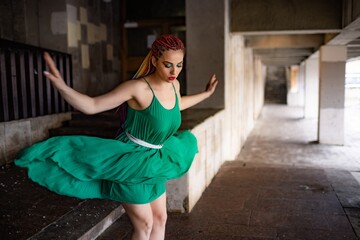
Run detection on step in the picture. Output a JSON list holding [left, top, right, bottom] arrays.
[[66, 119, 120, 129], [49, 127, 117, 139], [0, 164, 125, 240], [30, 200, 125, 240], [71, 111, 121, 121]]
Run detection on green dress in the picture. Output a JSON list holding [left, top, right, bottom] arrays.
[[15, 80, 198, 204]]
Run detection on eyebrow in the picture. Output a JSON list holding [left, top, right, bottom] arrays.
[[162, 61, 183, 65]]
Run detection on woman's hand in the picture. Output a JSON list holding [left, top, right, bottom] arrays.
[[43, 52, 66, 88], [205, 74, 218, 96], [179, 74, 219, 110]]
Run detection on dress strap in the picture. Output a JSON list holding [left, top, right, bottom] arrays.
[[171, 82, 177, 96], [143, 77, 177, 96], [143, 77, 178, 103], [143, 77, 155, 95]]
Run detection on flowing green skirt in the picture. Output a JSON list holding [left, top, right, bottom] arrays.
[[15, 130, 198, 204]]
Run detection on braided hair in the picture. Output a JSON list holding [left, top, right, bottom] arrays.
[[132, 34, 185, 79]]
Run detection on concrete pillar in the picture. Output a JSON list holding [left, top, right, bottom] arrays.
[[304, 52, 319, 119], [318, 46, 346, 145], [186, 0, 225, 108], [299, 63, 306, 108]]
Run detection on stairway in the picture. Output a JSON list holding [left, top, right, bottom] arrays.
[[1, 111, 125, 240], [49, 111, 121, 139], [1, 163, 125, 240]]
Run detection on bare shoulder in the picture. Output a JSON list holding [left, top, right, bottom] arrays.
[[121, 79, 146, 87], [125, 79, 153, 109], [131, 78, 151, 93], [121, 78, 152, 99], [113, 79, 147, 92]]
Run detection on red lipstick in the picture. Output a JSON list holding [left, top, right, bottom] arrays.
[[168, 76, 176, 81]]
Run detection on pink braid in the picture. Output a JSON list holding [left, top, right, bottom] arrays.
[[151, 34, 185, 59]]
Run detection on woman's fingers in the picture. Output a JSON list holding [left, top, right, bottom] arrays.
[[43, 52, 61, 78], [43, 71, 58, 82], [211, 74, 218, 85], [43, 52, 67, 88], [212, 78, 218, 88], [207, 74, 218, 92]]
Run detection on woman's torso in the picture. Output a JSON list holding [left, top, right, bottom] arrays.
[[121, 78, 181, 145]]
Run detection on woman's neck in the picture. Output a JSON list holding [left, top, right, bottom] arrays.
[[146, 73, 172, 88]]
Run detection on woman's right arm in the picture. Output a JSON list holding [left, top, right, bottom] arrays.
[[43, 52, 134, 115]]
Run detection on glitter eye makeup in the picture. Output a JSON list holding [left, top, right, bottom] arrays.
[[163, 61, 183, 68]]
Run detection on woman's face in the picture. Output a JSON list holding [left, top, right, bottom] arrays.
[[152, 49, 184, 82]]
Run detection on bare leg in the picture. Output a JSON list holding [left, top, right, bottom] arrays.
[[149, 193, 167, 240], [122, 203, 153, 240]]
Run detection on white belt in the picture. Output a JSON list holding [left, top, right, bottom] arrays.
[[125, 131, 163, 149]]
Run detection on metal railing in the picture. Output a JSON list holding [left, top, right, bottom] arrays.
[[0, 39, 72, 122]]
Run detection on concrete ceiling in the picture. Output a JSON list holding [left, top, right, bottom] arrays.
[[230, 0, 360, 66], [244, 30, 360, 66], [328, 17, 360, 61], [244, 33, 328, 66]]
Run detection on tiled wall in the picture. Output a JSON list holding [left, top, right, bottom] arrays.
[[64, 2, 122, 96], [0, 0, 121, 165]]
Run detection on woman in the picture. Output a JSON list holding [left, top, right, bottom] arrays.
[[15, 34, 218, 240]]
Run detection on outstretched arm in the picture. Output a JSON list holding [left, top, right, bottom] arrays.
[[43, 52, 133, 114], [179, 74, 218, 111]]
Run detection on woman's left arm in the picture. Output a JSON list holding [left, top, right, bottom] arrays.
[[179, 74, 218, 111]]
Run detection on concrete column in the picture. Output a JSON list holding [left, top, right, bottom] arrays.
[[186, 0, 225, 108], [318, 46, 346, 145], [304, 52, 319, 119]]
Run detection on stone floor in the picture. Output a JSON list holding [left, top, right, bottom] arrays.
[[98, 104, 360, 240]]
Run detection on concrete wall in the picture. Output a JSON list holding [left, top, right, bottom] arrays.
[[224, 34, 265, 158], [0, 114, 71, 166], [0, 0, 121, 165], [168, 0, 265, 212], [224, 0, 265, 163]]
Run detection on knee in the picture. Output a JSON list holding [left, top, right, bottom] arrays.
[[153, 211, 167, 227], [133, 217, 153, 236]]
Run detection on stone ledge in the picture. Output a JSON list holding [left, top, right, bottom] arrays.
[[180, 108, 223, 130], [31, 200, 124, 240]]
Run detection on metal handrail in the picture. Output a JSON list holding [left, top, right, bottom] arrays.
[[0, 39, 73, 122]]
